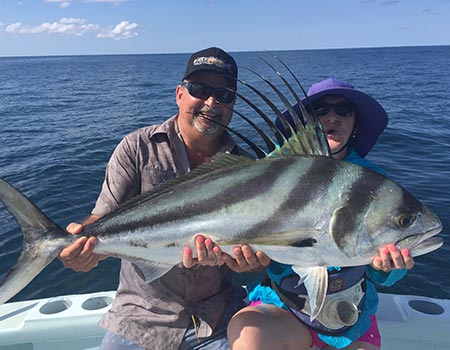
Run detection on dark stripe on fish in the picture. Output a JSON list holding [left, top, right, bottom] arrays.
[[89, 159, 295, 236], [238, 156, 341, 241], [330, 166, 387, 255]]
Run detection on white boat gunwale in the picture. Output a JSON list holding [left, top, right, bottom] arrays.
[[0, 291, 449, 350]]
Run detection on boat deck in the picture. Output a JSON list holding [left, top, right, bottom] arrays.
[[1, 291, 449, 350]]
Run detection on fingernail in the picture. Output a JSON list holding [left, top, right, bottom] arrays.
[[389, 245, 398, 253], [196, 235, 204, 243], [381, 248, 389, 255], [402, 248, 410, 257]]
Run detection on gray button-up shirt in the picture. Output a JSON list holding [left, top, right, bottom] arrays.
[[95, 115, 247, 349]]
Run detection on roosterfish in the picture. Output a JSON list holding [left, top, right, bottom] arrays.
[[0, 58, 443, 321]]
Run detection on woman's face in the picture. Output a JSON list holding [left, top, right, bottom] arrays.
[[314, 95, 356, 159]]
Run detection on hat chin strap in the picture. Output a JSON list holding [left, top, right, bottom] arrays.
[[331, 141, 350, 156], [331, 129, 357, 156]]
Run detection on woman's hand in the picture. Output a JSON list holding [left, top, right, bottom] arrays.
[[222, 244, 271, 273], [371, 244, 414, 272], [182, 234, 271, 272], [183, 234, 225, 268]]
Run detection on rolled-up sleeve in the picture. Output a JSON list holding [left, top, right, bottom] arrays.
[[92, 135, 141, 217], [366, 265, 407, 287]]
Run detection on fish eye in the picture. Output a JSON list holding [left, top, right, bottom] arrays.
[[397, 214, 415, 228]]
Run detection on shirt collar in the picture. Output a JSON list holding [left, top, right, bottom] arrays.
[[151, 114, 238, 153]]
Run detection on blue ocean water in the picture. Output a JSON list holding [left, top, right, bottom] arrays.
[[0, 46, 449, 303]]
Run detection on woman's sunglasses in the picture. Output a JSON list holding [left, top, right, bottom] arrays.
[[181, 81, 236, 104], [313, 101, 355, 118]]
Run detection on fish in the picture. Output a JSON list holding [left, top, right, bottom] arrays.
[[0, 59, 443, 320]]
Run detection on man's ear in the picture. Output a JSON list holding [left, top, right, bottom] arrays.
[[175, 84, 184, 107]]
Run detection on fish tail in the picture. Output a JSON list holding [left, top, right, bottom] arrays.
[[0, 177, 66, 304]]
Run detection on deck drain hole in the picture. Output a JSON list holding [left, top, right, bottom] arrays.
[[39, 300, 72, 314], [82, 296, 113, 310], [408, 299, 444, 315]]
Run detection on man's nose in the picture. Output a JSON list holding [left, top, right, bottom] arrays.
[[204, 95, 219, 106]]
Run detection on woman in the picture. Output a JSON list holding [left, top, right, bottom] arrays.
[[227, 78, 414, 350]]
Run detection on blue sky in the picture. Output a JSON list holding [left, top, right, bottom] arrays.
[[0, 0, 449, 57]]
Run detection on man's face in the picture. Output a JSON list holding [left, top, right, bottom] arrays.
[[176, 71, 235, 136]]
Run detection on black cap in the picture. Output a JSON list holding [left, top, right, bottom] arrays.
[[183, 47, 238, 89]]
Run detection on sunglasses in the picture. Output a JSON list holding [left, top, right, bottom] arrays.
[[181, 81, 236, 104], [313, 101, 355, 118]]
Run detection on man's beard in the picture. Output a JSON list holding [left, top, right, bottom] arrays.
[[193, 107, 225, 135]]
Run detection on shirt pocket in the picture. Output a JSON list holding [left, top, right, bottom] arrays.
[[141, 164, 176, 192]]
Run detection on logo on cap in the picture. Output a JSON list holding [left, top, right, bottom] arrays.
[[193, 56, 226, 68]]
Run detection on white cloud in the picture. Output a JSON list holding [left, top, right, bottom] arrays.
[[82, 0, 129, 4], [6, 23, 24, 33], [3, 18, 138, 40], [44, 0, 129, 7], [60, 17, 88, 24], [381, 0, 400, 5], [45, 0, 72, 8], [97, 21, 139, 40], [422, 8, 435, 15]]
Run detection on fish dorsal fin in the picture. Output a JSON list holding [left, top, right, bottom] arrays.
[[261, 55, 331, 158], [218, 56, 331, 160], [239, 65, 330, 159], [144, 152, 252, 193], [91, 153, 254, 223], [182, 152, 254, 183], [270, 103, 331, 159], [207, 152, 254, 168]]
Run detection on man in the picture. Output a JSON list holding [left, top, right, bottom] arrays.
[[59, 47, 270, 350]]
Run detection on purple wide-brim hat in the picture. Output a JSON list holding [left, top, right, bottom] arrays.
[[281, 78, 388, 158]]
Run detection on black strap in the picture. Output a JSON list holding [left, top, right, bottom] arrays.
[[270, 279, 306, 311]]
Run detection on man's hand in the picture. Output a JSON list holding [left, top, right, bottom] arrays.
[[371, 244, 414, 272], [58, 221, 107, 272]]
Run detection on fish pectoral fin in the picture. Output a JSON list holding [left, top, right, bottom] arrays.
[[291, 265, 328, 321], [130, 259, 174, 283]]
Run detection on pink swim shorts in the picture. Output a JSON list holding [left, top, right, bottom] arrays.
[[309, 314, 381, 348], [248, 301, 381, 348]]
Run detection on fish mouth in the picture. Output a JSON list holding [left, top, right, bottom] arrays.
[[395, 225, 443, 257]]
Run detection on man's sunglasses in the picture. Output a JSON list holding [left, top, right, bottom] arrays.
[[181, 81, 236, 104], [312, 101, 355, 118]]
